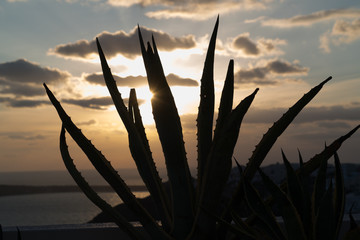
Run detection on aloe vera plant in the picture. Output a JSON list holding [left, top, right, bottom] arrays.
[[44, 18, 359, 239], [231, 151, 346, 240]]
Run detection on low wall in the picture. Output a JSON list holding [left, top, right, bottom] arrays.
[[2, 215, 359, 240]]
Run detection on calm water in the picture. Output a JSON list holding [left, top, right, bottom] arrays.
[[0, 191, 149, 227], [0, 169, 152, 227]]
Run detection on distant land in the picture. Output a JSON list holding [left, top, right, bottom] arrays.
[[0, 185, 148, 197]]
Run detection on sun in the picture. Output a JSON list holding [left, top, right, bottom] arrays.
[[134, 86, 155, 125], [130, 85, 199, 126]]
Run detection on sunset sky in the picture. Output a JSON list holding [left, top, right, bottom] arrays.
[[0, 0, 359, 173]]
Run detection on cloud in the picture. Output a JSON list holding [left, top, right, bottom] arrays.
[[62, 96, 115, 110], [0, 59, 71, 108], [50, 26, 196, 60], [179, 105, 360, 132], [244, 105, 360, 124], [0, 59, 70, 84], [316, 121, 352, 129], [331, 18, 360, 43], [262, 8, 360, 28], [62, 96, 145, 110], [107, 0, 267, 20], [230, 33, 286, 57], [319, 31, 332, 53], [234, 59, 308, 85], [319, 18, 360, 53], [0, 132, 46, 141], [84, 73, 198, 87], [0, 97, 50, 108], [77, 119, 97, 126], [164, 73, 199, 86], [232, 33, 260, 55], [0, 79, 44, 97]]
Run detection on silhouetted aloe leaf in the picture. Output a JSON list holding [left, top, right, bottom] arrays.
[[196, 89, 258, 236], [344, 207, 360, 240], [201, 207, 256, 240], [16, 227, 21, 240], [214, 59, 234, 139], [298, 125, 359, 177], [258, 169, 306, 240], [138, 26, 194, 239], [244, 76, 332, 182], [230, 212, 259, 240], [44, 84, 170, 240], [128, 89, 172, 230], [59, 126, 143, 240], [333, 152, 345, 239], [96, 38, 132, 129], [313, 155, 328, 215], [282, 151, 305, 221], [228, 77, 333, 221], [128, 89, 150, 151], [242, 175, 286, 240], [314, 179, 335, 240], [97, 40, 172, 230], [197, 16, 219, 189], [297, 147, 314, 236], [298, 149, 304, 167]]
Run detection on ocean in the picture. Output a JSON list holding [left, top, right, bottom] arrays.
[[0, 169, 152, 227]]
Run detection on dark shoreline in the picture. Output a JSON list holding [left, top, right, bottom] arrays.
[[0, 185, 148, 197]]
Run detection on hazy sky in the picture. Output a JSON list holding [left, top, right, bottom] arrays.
[[0, 0, 359, 172]]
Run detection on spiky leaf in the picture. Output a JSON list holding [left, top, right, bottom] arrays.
[[197, 16, 219, 189], [128, 88, 172, 230], [97, 40, 172, 231], [138, 27, 194, 238], [242, 175, 286, 240], [314, 179, 335, 240], [195, 89, 258, 237], [44, 84, 169, 240], [258, 169, 306, 240], [59, 126, 142, 240], [244, 76, 332, 182], [333, 152, 345, 239]]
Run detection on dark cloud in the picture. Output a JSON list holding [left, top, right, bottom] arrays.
[[267, 60, 307, 74], [50, 26, 196, 60], [317, 121, 352, 129], [77, 119, 97, 126], [0, 59, 70, 84], [244, 106, 360, 124], [62, 97, 115, 110], [234, 59, 308, 85], [230, 34, 286, 57], [0, 97, 50, 108], [0, 79, 44, 97], [175, 105, 360, 132], [262, 8, 360, 28], [235, 67, 267, 81], [85, 74, 147, 87], [166, 73, 198, 87], [0, 59, 71, 109], [8, 134, 46, 141], [62, 96, 145, 110], [232, 34, 259, 55], [84, 73, 198, 87]]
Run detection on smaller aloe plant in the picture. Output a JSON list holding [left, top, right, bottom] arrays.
[[44, 17, 359, 239], [227, 151, 347, 240]]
